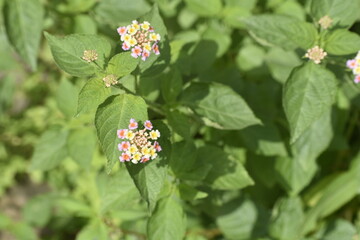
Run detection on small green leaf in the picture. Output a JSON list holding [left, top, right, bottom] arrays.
[[77, 77, 111, 116], [147, 195, 186, 240], [106, 52, 138, 78], [4, 0, 44, 70], [161, 68, 183, 103], [45, 32, 111, 77], [313, 219, 357, 240], [30, 127, 69, 171], [76, 220, 109, 240], [182, 82, 261, 130], [245, 15, 317, 50], [283, 62, 338, 143], [67, 128, 96, 169], [325, 29, 360, 55], [184, 0, 222, 16], [310, 0, 360, 28], [200, 146, 254, 190], [95, 94, 148, 173]]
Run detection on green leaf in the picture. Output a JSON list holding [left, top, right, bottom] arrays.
[[4, 0, 43, 70], [126, 121, 170, 212], [325, 29, 360, 55], [73, 15, 97, 34], [200, 146, 254, 190], [138, 5, 170, 76], [77, 77, 112, 116], [166, 110, 196, 140], [269, 197, 304, 240], [30, 127, 69, 171], [310, 0, 360, 28], [76, 220, 109, 240], [94, 0, 150, 26], [313, 219, 357, 240], [283, 62, 338, 143], [45, 32, 111, 77], [161, 68, 183, 103], [67, 127, 96, 169], [184, 0, 222, 16], [217, 197, 269, 240], [22, 194, 53, 227], [170, 141, 211, 181], [245, 14, 317, 50], [147, 195, 186, 240], [95, 94, 148, 173], [106, 52, 139, 79], [239, 122, 287, 157], [182, 82, 261, 130], [56, 77, 78, 118]]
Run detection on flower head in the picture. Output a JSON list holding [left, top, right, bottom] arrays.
[[305, 46, 327, 64], [102, 74, 118, 87], [318, 15, 333, 30], [346, 51, 360, 84], [117, 20, 161, 60], [82, 50, 98, 63], [117, 119, 162, 164]]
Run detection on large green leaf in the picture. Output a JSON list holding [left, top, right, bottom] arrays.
[[147, 195, 186, 240], [76, 220, 109, 240], [77, 77, 112, 115], [245, 15, 317, 50], [161, 68, 183, 103], [4, 0, 43, 70], [45, 32, 111, 77], [184, 0, 222, 16], [95, 94, 148, 173], [269, 197, 304, 240], [182, 82, 261, 130], [313, 219, 357, 240], [126, 121, 170, 212], [310, 0, 360, 28], [56, 77, 78, 118], [138, 5, 170, 76], [30, 127, 69, 170], [325, 29, 360, 55], [283, 62, 338, 143]]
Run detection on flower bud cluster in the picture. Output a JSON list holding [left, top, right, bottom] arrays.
[[305, 46, 327, 64], [102, 74, 118, 88], [117, 20, 161, 61], [117, 119, 162, 164], [346, 51, 360, 84], [318, 16, 333, 30], [82, 50, 98, 63]]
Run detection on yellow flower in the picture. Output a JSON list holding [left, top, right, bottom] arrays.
[[141, 21, 150, 30], [150, 147, 157, 159], [129, 145, 138, 154], [149, 130, 160, 140], [132, 20, 140, 30], [133, 152, 142, 161], [126, 131, 135, 140], [143, 43, 151, 51], [121, 34, 131, 42], [128, 38, 137, 47], [141, 147, 151, 156], [128, 27, 137, 35]]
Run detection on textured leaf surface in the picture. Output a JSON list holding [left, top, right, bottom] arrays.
[[4, 0, 44, 70], [184, 0, 222, 16], [283, 62, 337, 142], [147, 195, 186, 240], [67, 128, 96, 169], [45, 32, 111, 77], [245, 15, 317, 50], [95, 94, 148, 173], [325, 29, 360, 55], [106, 52, 138, 78], [182, 82, 261, 130]]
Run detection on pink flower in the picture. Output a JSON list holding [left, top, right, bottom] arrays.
[[117, 129, 128, 139], [154, 141, 162, 152], [118, 141, 130, 151], [131, 46, 142, 58], [144, 120, 153, 130], [128, 118, 138, 129], [141, 50, 150, 61], [119, 152, 131, 162], [347, 59, 357, 69], [122, 42, 130, 51], [354, 75, 360, 84], [117, 26, 127, 36], [152, 43, 160, 55], [140, 157, 150, 163]]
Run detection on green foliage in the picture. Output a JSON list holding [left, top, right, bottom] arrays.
[[1, 0, 360, 239]]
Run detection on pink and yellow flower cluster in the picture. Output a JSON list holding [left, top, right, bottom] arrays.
[[117, 20, 161, 61], [346, 51, 360, 84], [117, 119, 162, 164]]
